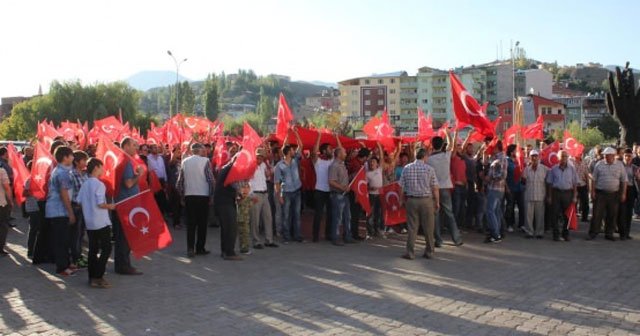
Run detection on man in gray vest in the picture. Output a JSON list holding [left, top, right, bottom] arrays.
[[588, 147, 628, 241], [177, 143, 215, 257]]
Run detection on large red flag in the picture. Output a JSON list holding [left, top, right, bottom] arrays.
[[540, 141, 561, 167], [213, 139, 231, 169], [503, 124, 521, 145], [95, 137, 128, 197], [94, 116, 124, 141], [449, 72, 494, 136], [224, 122, 262, 186], [435, 121, 449, 139], [362, 110, 395, 153], [349, 167, 371, 215], [115, 190, 173, 258], [37, 120, 62, 149], [417, 108, 434, 140], [522, 115, 544, 140], [276, 93, 294, 140], [380, 182, 406, 226], [30, 141, 54, 200], [563, 130, 584, 158], [7, 144, 30, 204]]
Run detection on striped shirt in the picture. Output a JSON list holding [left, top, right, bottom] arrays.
[[573, 160, 589, 187], [523, 164, 548, 201], [486, 157, 508, 192], [592, 160, 627, 192], [399, 160, 439, 197]]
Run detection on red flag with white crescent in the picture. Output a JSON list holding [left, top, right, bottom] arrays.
[[95, 137, 128, 197], [380, 182, 406, 225], [503, 124, 521, 145], [563, 130, 584, 158], [115, 189, 173, 258], [224, 122, 261, 186], [349, 167, 371, 215], [541, 141, 561, 168], [417, 108, 434, 140], [37, 120, 62, 149], [522, 115, 544, 140], [449, 72, 494, 137], [30, 141, 55, 200], [276, 93, 294, 140], [7, 144, 30, 204], [94, 116, 124, 141]]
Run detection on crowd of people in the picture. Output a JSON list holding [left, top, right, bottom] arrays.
[[0, 127, 637, 288]]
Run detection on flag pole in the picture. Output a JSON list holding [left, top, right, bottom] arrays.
[[115, 189, 152, 206], [343, 166, 364, 196]]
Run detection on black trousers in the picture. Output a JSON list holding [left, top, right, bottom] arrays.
[[111, 213, 132, 273], [218, 202, 238, 257], [168, 187, 182, 227], [505, 190, 525, 228], [32, 201, 52, 264], [50, 217, 70, 273], [618, 188, 636, 238], [27, 211, 41, 257], [185, 195, 209, 252], [551, 190, 573, 238], [577, 185, 589, 221], [349, 192, 362, 239], [312, 190, 332, 241], [590, 190, 620, 237], [87, 226, 112, 280]]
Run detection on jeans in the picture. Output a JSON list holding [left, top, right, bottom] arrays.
[[87, 226, 112, 280], [282, 190, 302, 241], [367, 194, 382, 236], [486, 190, 504, 239], [330, 193, 352, 242], [452, 185, 467, 228], [435, 189, 462, 244], [112, 213, 132, 273], [475, 191, 487, 231], [312, 190, 332, 241], [466, 184, 477, 228]]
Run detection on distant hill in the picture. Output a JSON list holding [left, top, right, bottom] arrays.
[[304, 80, 337, 88], [126, 71, 191, 91]]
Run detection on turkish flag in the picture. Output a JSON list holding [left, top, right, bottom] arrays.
[[449, 72, 494, 137], [37, 120, 62, 149], [363, 110, 395, 153], [563, 130, 584, 158], [30, 141, 55, 200], [435, 121, 449, 139], [300, 157, 316, 191], [94, 116, 124, 141], [485, 137, 500, 156], [541, 141, 561, 167], [349, 167, 371, 215], [95, 137, 128, 197], [213, 139, 231, 169], [565, 203, 578, 231], [132, 155, 149, 191], [468, 130, 486, 143], [503, 124, 521, 145], [58, 121, 78, 142], [522, 115, 544, 140], [224, 122, 261, 186], [380, 182, 406, 226], [149, 170, 163, 193], [276, 93, 294, 140], [417, 108, 434, 140], [165, 120, 181, 147], [7, 144, 30, 204], [115, 190, 173, 258]]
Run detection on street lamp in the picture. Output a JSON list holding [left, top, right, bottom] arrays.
[[511, 41, 520, 128], [167, 50, 187, 118]]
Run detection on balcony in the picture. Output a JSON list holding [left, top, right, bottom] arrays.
[[400, 81, 418, 88]]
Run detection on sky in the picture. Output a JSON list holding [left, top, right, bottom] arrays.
[[2, 0, 638, 97]]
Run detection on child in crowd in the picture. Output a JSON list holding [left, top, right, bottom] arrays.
[[70, 150, 89, 268], [23, 161, 41, 259], [77, 158, 116, 289]]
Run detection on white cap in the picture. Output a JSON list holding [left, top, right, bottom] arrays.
[[602, 147, 617, 155], [529, 149, 539, 156]]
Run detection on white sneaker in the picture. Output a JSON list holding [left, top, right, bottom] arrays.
[[507, 226, 514, 233]]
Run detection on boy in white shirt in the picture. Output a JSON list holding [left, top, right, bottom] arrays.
[[77, 158, 116, 288]]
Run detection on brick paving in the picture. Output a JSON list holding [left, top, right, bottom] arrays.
[[2, 209, 640, 335]]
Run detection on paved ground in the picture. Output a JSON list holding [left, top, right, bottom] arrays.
[[2, 209, 640, 336]]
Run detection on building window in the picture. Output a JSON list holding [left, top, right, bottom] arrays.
[[364, 100, 371, 106], [422, 99, 428, 104], [378, 100, 384, 106], [390, 79, 395, 83], [364, 89, 371, 95], [365, 79, 370, 84], [557, 109, 562, 114], [390, 89, 396, 94], [390, 109, 396, 114], [390, 100, 396, 105], [378, 79, 383, 84], [351, 90, 357, 95], [378, 89, 384, 95]]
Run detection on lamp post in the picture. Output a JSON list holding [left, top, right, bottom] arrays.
[[511, 41, 520, 128], [167, 50, 187, 118]]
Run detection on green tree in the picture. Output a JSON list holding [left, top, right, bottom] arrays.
[[589, 114, 620, 140], [221, 112, 265, 136], [256, 87, 276, 124], [203, 74, 220, 120], [566, 121, 605, 148], [180, 81, 195, 114]]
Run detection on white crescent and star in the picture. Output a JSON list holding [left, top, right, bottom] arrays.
[[357, 180, 368, 195], [128, 207, 151, 235], [459, 90, 486, 117], [184, 117, 198, 129], [34, 157, 52, 181], [103, 150, 119, 176], [101, 125, 114, 134], [565, 138, 577, 150], [234, 150, 252, 170], [385, 191, 400, 211]]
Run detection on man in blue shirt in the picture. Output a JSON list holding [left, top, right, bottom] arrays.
[[505, 145, 525, 234], [45, 146, 76, 276], [113, 137, 144, 275], [274, 129, 303, 243]]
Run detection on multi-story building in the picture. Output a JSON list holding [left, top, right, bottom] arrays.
[[398, 76, 418, 131], [338, 72, 409, 128], [497, 94, 566, 134], [304, 89, 340, 112], [514, 69, 553, 98]]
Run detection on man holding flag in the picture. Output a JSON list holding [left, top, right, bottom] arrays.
[[328, 146, 353, 246]]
